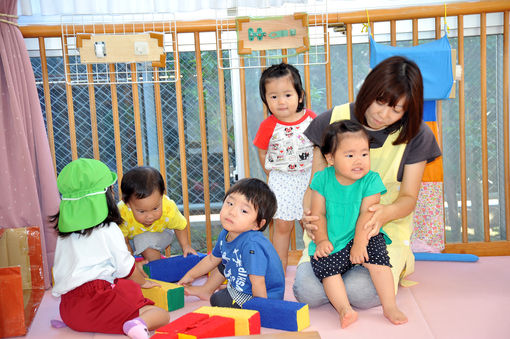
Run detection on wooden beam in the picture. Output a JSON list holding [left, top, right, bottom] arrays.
[[444, 241, 510, 256]]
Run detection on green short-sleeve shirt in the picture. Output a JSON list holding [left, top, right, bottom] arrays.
[[308, 167, 389, 255]]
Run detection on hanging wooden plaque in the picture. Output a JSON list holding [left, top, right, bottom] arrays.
[[236, 13, 309, 55]]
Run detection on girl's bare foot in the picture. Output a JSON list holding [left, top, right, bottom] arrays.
[[339, 307, 358, 328], [383, 307, 408, 325], [183, 285, 213, 301]]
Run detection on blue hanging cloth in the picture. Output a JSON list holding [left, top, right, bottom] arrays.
[[369, 30, 453, 100]]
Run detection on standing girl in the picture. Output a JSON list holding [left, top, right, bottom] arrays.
[[51, 158, 169, 339], [253, 62, 316, 273]]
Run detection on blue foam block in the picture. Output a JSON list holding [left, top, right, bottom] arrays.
[[242, 297, 309, 331], [414, 252, 479, 262], [144, 252, 207, 282]]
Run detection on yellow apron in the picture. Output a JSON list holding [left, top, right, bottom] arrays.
[[330, 104, 416, 290]]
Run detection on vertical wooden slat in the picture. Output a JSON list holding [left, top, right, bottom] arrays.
[[435, 17, 443, 148], [504, 11, 510, 240], [130, 63, 144, 166], [480, 13, 490, 242], [458, 15, 468, 243], [38, 37, 56, 174], [239, 59, 250, 177], [216, 31, 231, 191], [390, 20, 397, 46], [282, 49, 288, 64], [194, 32, 212, 252], [346, 24, 354, 102], [173, 32, 192, 243], [260, 51, 268, 119], [304, 52, 311, 110], [324, 25, 332, 109], [108, 64, 123, 186], [152, 71, 166, 181], [86, 64, 100, 160], [61, 36, 78, 160], [412, 18, 418, 45]]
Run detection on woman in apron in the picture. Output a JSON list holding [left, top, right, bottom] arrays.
[[293, 56, 442, 309]]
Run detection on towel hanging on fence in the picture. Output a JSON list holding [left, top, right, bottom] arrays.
[[369, 29, 454, 101]]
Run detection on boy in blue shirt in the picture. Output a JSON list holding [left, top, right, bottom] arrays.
[[178, 178, 285, 307]]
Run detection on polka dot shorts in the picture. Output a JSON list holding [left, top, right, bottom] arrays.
[[310, 233, 391, 281]]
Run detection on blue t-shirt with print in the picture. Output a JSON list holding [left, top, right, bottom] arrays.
[[212, 229, 285, 299]]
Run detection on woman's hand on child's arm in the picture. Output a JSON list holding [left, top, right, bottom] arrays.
[[310, 189, 329, 256], [313, 240, 333, 260], [351, 194, 378, 263], [300, 147, 326, 240], [301, 209, 319, 240], [365, 161, 426, 238], [249, 275, 267, 298], [356, 193, 381, 240], [363, 205, 385, 239]]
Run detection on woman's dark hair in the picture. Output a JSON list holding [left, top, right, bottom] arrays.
[[354, 56, 423, 145], [223, 178, 277, 232], [320, 120, 370, 157], [51, 187, 123, 237], [259, 62, 305, 114], [121, 166, 166, 204]]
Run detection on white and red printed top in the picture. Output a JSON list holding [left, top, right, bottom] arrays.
[[253, 109, 316, 173]]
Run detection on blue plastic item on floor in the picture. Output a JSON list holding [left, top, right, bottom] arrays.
[[414, 252, 479, 262]]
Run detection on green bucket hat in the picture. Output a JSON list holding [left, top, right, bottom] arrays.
[[57, 158, 117, 233]]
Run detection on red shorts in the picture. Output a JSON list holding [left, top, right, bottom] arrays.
[[60, 278, 154, 334]]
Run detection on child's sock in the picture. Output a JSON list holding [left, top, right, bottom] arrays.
[[123, 317, 149, 339]]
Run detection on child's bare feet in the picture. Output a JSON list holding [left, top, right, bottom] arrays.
[[339, 307, 358, 329], [183, 285, 214, 300], [383, 306, 408, 325]]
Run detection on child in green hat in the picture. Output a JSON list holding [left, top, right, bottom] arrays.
[[51, 158, 169, 339]]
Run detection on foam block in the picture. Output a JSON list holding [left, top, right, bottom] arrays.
[[154, 313, 208, 339], [242, 297, 310, 331], [152, 312, 235, 339], [141, 279, 184, 311], [193, 306, 260, 336], [144, 253, 207, 282], [179, 315, 235, 338], [414, 252, 479, 262]]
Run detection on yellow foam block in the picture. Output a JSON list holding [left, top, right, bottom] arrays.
[[178, 334, 195, 339], [296, 304, 309, 331], [142, 278, 184, 311], [192, 306, 260, 336]]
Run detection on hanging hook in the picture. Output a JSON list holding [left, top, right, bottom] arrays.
[[361, 9, 372, 37], [444, 3, 450, 35]]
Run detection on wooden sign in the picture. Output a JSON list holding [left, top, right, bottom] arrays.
[[77, 32, 166, 67], [236, 13, 309, 55]]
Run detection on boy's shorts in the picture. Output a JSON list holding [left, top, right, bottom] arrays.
[[131, 228, 174, 255], [310, 233, 391, 281]]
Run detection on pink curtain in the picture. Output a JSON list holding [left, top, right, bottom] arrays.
[[0, 0, 60, 289]]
